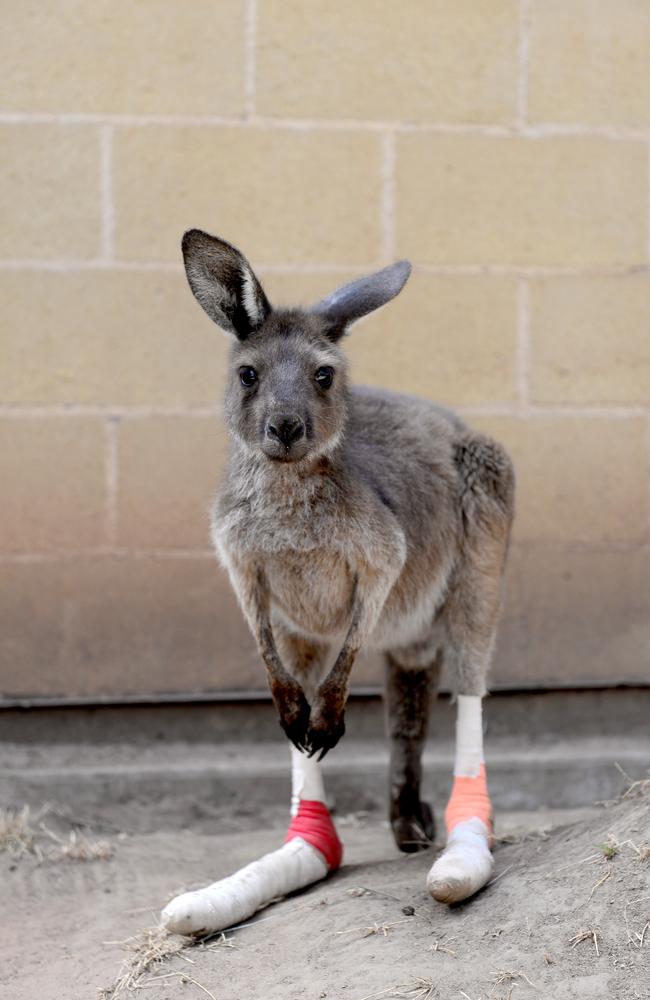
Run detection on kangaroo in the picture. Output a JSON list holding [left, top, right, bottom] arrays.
[[162, 229, 515, 936]]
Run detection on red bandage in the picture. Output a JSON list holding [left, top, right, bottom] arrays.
[[285, 800, 343, 871], [444, 764, 493, 835]]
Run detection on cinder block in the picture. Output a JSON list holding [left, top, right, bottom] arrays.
[[114, 127, 382, 264], [498, 545, 650, 687], [529, 0, 650, 127], [0, 125, 100, 259], [0, 271, 228, 406], [0, 557, 259, 698], [0, 419, 106, 552], [470, 415, 648, 545], [0, 0, 245, 115], [530, 274, 650, 405], [348, 273, 517, 405], [396, 134, 647, 266], [117, 417, 225, 549], [257, 0, 518, 124]]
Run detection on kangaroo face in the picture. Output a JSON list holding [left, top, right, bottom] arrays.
[[181, 228, 411, 465], [225, 312, 348, 464]]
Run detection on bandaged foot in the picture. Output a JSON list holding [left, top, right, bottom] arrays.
[[427, 697, 494, 905], [427, 772, 494, 903], [162, 749, 342, 935]]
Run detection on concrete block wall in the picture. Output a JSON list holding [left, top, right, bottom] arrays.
[[1, 1, 649, 700]]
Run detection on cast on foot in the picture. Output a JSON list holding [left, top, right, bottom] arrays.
[[427, 697, 494, 905], [162, 747, 342, 935], [162, 836, 330, 935], [427, 816, 493, 904]]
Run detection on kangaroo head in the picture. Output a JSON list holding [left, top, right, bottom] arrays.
[[182, 229, 411, 464]]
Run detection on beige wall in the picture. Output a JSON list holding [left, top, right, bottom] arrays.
[[1, 1, 649, 701]]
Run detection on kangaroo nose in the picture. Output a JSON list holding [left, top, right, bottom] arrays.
[[266, 415, 305, 448]]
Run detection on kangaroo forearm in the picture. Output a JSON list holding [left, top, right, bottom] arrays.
[[318, 641, 358, 709], [321, 563, 395, 695], [250, 608, 311, 749], [314, 574, 388, 721], [226, 556, 308, 736], [225, 557, 291, 687], [256, 620, 292, 687]]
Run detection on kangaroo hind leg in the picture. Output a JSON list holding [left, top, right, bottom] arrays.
[[385, 648, 442, 853]]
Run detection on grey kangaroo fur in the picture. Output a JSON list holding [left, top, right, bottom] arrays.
[[183, 229, 515, 852]]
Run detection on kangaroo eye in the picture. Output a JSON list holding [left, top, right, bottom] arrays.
[[314, 366, 334, 389], [239, 366, 258, 388]]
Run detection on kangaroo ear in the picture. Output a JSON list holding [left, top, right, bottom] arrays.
[[311, 260, 412, 340], [181, 229, 272, 340]]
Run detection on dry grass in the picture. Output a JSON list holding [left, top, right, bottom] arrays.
[[490, 967, 538, 993], [569, 926, 601, 957], [43, 827, 113, 862], [336, 918, 411, 939], [428, 939, 456, 956], [623, 895, 650, 950], [592, 833, 649, 867], [0, 805, 42, 860], [357, 978, 436, 1000], [531, 828, 649, 887], [585, 868, 611, 904], [99, 925, 235, 999], [0, 806, 113, 864], [614, 763, 650, 801], [99, 926, 188, 998]]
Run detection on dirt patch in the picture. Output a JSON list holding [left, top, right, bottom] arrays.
[[1, 789, 648, 1000]]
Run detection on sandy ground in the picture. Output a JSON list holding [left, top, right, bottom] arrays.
[[1, 790, 649, 1000]]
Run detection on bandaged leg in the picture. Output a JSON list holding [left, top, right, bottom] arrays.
[[162, 746, 342, 935], [427, 695, 494, 904]]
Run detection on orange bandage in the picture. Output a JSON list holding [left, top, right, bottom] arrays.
[[444, 764, 493, 836]]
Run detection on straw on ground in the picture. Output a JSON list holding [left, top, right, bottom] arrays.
[[99, 926, 234, 999], [569, 927, 600, 957], [0, 805, 112, 863], [356, 977, 436, 1000]]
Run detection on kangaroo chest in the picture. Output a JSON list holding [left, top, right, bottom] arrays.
[[264, 548, 356, 637], [216, 476, 358, 637]]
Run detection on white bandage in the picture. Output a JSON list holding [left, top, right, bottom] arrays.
[[427, 817, 494, 903], [162, 747, 332, 936], [162, 837, 327, 934], [291, 744, 326, 815], [453, 694, 484, 777]]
